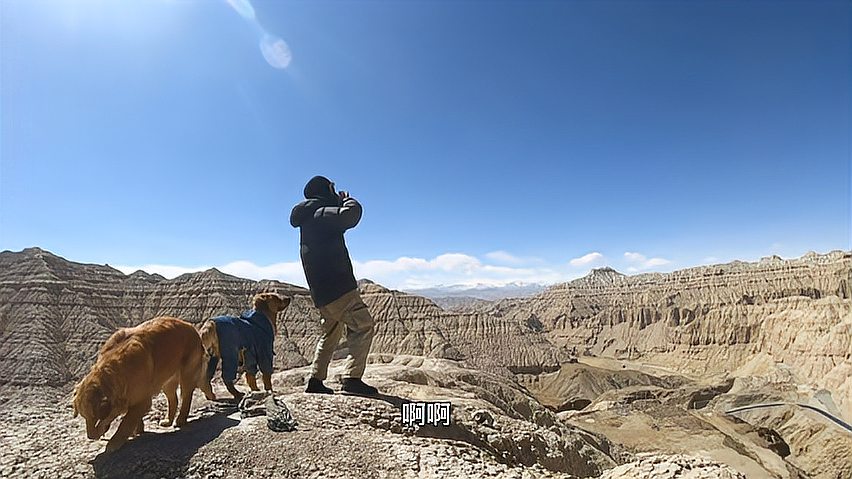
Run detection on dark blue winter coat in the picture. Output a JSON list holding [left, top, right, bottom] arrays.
[[290, 176, 362, 307], [205, 309, 275, 384]]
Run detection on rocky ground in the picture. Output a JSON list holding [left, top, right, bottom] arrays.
[[598, 454, 746, 479], [2, 356, 623, 479], [7, 354, 841, 479]]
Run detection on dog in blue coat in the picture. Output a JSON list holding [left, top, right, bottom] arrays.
[[199, 292, 291, 399]]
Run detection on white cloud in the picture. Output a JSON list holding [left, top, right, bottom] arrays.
[[569, 252, 605, 267], [353, 253, 563, 289], [646, 258, 669, 267], [353, 253, 483, 277], [484, 250, 541, 266], [623, 252, 643, 263], [434, 253, 481, 273], [219, 260, 305, 284], [623, 251, 671, 271], [485, 250, 521, 265], [115, 251, 593, 290]]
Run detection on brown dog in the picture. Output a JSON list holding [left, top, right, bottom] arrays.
[[73, 316, 214, 452], [199, 292, 290, 399]]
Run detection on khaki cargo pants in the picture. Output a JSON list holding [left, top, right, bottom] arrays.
[[310, 289, 375, 380]]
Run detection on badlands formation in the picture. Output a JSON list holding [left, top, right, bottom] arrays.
[[0, 247, 849, 478]]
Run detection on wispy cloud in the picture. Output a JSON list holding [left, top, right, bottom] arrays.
[[623, 251, 671, 272], [484, 250, 541, 266], [219, 260, 304, 283], [115, 251, 578, 290], [113, 249, 684, 290], [353, 253, 562, 289], [569, 252, 605, 267]]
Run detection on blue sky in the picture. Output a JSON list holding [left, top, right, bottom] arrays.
[[1, 0, 849, 289]]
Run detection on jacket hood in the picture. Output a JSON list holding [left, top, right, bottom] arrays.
[[291, 176, 339, 227], [304, 175, 336, 200]]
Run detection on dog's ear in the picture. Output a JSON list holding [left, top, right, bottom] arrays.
[[251, 293, 264, 309]]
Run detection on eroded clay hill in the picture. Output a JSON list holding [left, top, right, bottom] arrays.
[[497, 251, 852, 419], [499, 251, 852, 478], [0, 248, 562, 388]]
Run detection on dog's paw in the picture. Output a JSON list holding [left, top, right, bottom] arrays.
[[174, 417, 188, 428], [159, 419, 173, 427]]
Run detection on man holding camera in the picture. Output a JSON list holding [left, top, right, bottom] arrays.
[[290, 175, 378, 395]]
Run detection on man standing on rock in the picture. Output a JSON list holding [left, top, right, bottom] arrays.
[[290, 176, 378, 395]]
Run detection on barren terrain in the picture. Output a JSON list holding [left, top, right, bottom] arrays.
[[1, 248, 849, 478]]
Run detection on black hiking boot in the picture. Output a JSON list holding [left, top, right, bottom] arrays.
[[305, 378, 334, 394], [341, 378, 378, 396]]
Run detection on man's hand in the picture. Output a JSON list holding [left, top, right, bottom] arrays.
[[338, 190, 350, 201]]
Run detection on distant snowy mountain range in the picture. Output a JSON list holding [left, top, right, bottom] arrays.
[[404, 281, 547, 301]]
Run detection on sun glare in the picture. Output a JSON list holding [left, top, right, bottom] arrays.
[[223, 0, 292, 70], [225, 0, 255, 21], [260, 34, 293, 70]]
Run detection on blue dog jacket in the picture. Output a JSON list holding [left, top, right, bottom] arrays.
[[206, 309, 275, 384]]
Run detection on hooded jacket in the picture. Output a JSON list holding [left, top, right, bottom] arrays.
[[290, 176, 362, 307]]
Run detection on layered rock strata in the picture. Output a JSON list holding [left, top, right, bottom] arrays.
[[0, 248, 561, 387], [497, 251, 852, 419]]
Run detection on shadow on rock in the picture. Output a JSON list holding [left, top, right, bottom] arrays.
[[341, 391, 411, 408], [91, 414, 239, 479]]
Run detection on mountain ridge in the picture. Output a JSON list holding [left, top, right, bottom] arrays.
[[0, 247, 563, 386]]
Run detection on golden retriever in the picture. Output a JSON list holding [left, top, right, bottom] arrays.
[[199, 292, 290, 399], [73, 316, 214, 452]]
